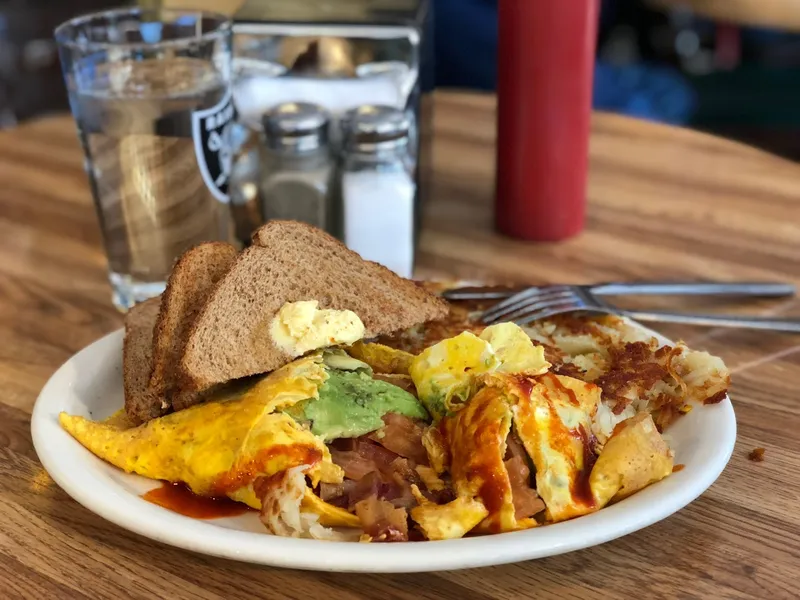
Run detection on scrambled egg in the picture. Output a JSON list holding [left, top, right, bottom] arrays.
[[415, 465, 446, 492], [59, 355, 343, 510], [270, 300, 365, 358], [478, 322, 550, 374], [410, 485, 488, 540], [510, 373, 602, 522], [410, 331, 495, 418], [346, 340, 415, 375], [410, 322, 550, 418], [590, 412, 673, 505]]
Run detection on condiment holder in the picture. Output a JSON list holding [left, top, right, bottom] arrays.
[[228, 0, 432, 277]]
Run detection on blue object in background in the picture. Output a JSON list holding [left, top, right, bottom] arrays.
[[434, 0, 498, 91], [433, 0, 695, 124], [593, 61, 695, 125], [140, 23, 163, 44]]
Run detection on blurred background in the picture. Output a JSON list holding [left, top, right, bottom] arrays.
[[3, 0, 800, 159]]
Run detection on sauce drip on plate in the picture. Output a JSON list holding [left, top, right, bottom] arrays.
[[142, 482, 253, 519]]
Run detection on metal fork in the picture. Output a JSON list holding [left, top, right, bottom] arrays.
[[479, 283, 800, 332], [446, 281, 796, 302]]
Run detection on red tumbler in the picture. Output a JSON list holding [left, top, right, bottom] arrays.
[[496, 0, 600, 241]]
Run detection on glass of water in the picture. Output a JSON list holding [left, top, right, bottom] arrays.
[[55, 9, 235, 310]]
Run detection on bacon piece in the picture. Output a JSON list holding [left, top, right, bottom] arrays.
[[370, 413, 429, 465], [318, 481, 347, 503], [329, 437, 358, 451], [328, 450, 376, 481], [344, 458, 418, 510], [346, 471, 400, 508], [354, 438, 400, 466], [386, 457, 421, 509], [502, 431, 544, 518], [354, 495, 409, 542], [318, 481, 344, 501], [504, 456, 546, 520], [505, 430, 528, 461], [329, 432, 453, 516], [329, 438, 399, 481]]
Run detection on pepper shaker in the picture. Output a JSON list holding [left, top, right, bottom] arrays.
[[340, 105, 416, 278], [260, 102, 336, 234]]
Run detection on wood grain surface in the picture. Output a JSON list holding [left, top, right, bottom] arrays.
[[1, 92, 799, 599], [648, 0, 800, 31]]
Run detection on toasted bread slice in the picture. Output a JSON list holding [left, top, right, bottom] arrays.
[[149, 242, 237, 409], [181, 220, 448, 389], [123, 297, 166, 424]]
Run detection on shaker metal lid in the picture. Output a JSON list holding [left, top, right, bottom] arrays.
[[262, 102, 329, 151], [342, 105, 411, 152]]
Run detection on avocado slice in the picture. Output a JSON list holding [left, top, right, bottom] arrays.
[[285, 369, 429, 441]]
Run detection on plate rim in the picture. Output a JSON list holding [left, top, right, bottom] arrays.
[[31, 324, 737, 573]]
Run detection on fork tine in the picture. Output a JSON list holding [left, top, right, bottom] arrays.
[[482, 291, 580, 324], [481, 285, 573, 321], [483, 291, 576, 324], [511, 301, 585, 325]]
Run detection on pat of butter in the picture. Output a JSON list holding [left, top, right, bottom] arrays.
[[270, 300, 365, 357]]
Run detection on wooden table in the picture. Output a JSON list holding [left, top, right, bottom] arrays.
[[648, 0, 800, 31], [1, 92, 798, 599]]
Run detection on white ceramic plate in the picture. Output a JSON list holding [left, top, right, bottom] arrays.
[[31, 325, 736, 573]]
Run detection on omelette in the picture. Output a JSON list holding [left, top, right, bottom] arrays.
[[403, 322, 678, 538], [439, 382, 537, 534], [590, 411, 673, 505], [508, 372, 602, 522], [60, 354, 341, 507], [60, 350, 428, 534]]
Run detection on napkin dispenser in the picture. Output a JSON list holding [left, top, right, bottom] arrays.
[[230, 0, 433, 240]]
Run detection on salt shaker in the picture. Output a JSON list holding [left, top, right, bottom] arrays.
[[340, 105, 416, 278], [260, 102, 335, 233]]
